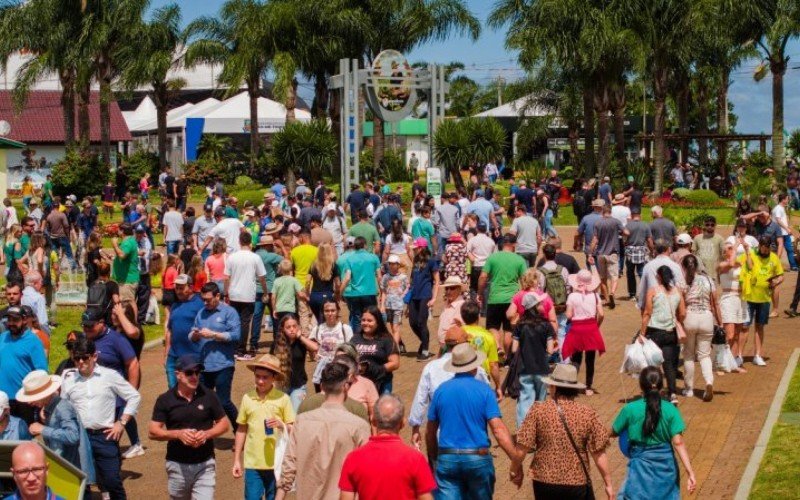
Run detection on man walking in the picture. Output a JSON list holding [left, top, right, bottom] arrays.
[[150, 354, 229, 500], [290, 228, 320, 334], [649, 206, 677, 247], [590, 205, 623, 309], [575, 199, 604, 269], [692, 216, 726, 281], [771, 193, 798, 270], [111, 223, 140, 309], [201, 208, 245, 254], [192, 205, 217, 261], [434, 193, 462, 258], [162, 200, 184, 255], [225, 232, 268, 362], [0, 307, 48, 423], [348, 210, 381, 254], [466, 222, 496, 303], [623, 208, 653, 300], [164, 275, 204, 388], [509, 204, 542, 267]]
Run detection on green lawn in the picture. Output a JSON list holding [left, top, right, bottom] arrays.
[[750, 360, 800, 499]]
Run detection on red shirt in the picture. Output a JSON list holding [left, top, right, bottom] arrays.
[[338, 434, 436, 499]]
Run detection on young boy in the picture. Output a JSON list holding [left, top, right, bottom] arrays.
[[233, 354, 295, 499], [270, 259, 308, 329], [379, 255, 409, 353], [460, 300, 502, 399]]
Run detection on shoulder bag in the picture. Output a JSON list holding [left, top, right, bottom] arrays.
[[556, 402, 595, 499], [665, 288, 687, 344]]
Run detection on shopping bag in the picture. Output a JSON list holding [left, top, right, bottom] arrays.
[[714, 344, 738, 373], [273, 422, 290, 483], [620, 342, 648, 376], [641, 339, 664, 367]]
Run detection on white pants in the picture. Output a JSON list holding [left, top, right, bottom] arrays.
[[683, 311, 714, 390]]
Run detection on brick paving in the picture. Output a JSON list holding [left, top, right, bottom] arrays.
[[115, 226, 800, 499]]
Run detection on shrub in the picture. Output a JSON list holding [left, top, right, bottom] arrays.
[[672, 188, 692, 200], [235, 175, 257, 189], [52, 149, 109, 200], [183, 160, 219, 186], [121, 150, 159, 191], [685, 189, 719, 205]]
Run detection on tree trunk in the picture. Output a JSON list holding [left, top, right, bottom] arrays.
[[568, 119, 581, 171], [677, 83, 690, 164], [59, 70, 76, 148], [313, 71, 329, 119], [770, 56, 786, 170], [373, 115, 384, 170], [286, 166, 296, 195], [716, 68, 730, 178], [697, 79, 709, 164], [653, 68, 668, 193], [611, 83, 627, 170], [448, 164, 465, 192], [76, 81, 91, 153], [248, 82, 259, 170], [285, 77, 298, 124], [99, 78, 112, 167], [582, 85, 596, 177], [593, 83, 611, 179], [154, 86, 168, 171]]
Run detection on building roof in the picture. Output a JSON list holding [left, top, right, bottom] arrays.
[[474, 95, 548, 118], [0, 90, 132, 144]]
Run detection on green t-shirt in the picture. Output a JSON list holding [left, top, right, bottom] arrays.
[[43, 181, 53, 203], [348, 222, 380, 253], [612, 399, 686, 446], [256, 249, 284, 293], [112, 236, 140, 284], [18, 233, 30, 256], [272, 275, 302, 313], [483, 251, 527, 304], [412, 218, 435, 252], [225, 206, 239, 219]]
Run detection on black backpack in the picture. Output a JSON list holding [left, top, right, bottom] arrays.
[[87, 280, 110, 315], [572, 189, 587, 217]]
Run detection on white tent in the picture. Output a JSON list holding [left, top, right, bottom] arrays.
[[198, 92, 311, 134], [122, 96, 158, 132], [126, 97, 223, 133], [474, 95, 548, 118]]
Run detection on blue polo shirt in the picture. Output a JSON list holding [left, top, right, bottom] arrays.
[[193, 303, 240, 372], [5, 488, 65, 500], [467, 198, 493, 228], [340, 250, 381, 298], [428, 373, 501, 449], [94, 327, 136, 377], [167, 295, 204, 358], [0, 329, 48, 399], [577, 212, 602, 254], [0, 415, 32, 440]]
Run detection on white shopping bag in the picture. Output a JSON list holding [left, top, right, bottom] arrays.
[[641, 339, 664, 367], [620, 342, 648, 376], [273, 422, 291, 486], [714, 344, 738, 372]]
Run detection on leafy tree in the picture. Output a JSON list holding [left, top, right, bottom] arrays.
[[433, 119, 470, 191], [271, 120, 337, 188], [51, 148, 109, 199]]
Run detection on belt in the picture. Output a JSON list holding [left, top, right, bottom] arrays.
[[438, 448, 490, 456], [86, 428, 111, 435]]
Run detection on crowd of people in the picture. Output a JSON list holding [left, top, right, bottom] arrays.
[[0, 165, 795, 500]]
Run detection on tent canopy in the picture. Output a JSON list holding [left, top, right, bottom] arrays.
[[474, 95, 548, 119]]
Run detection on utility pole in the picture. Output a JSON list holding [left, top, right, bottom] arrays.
[[496, 75, 506, 107]]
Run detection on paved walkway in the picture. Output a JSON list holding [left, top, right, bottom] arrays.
[[115, 227, 800, 499]]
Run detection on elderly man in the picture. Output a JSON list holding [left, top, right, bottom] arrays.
[[0, 307, 48, 424], [339, 395, 436, 500], [649, 205, 677, 247], [192, 205, 217, 261], [8, 442, 66, 500], [21, 271, 49, 334], [0, 390, 31, 441]]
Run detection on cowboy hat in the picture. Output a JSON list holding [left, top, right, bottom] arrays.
[[542, 363, 586, 390], [247, 354, 285, 380], [444, 343, 486, 373], [263, 222, 281, 235], [442, 276, 465, 289], [612, 194, 626, 205], [16, 370, 62, 403], [591, 199, 605, 208], [567, 269, 601, 292], [258, 235, 275, 246]]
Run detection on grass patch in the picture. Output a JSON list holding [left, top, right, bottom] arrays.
[[750, 360, 800, 499], [551, 207, 736, 227]]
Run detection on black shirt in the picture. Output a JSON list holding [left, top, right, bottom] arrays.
[[309, 265, 339, 293], [288, 339, 308, 390], [176, 178, 189, 197], [351, 333, 399, 387], [536, 253, 581, 275], [151, 385, 226, 464], [164, 175, 176, 199], [629, 189, 643, 213], [516, 188, 534, 213], [513, 320, 554, 376]]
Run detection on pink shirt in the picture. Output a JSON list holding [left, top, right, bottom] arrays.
[[348, 375, 379, 411], [205, 254, 227, 281], [566, 291, 600, 320], [437, 299, 464, 344], [512, 290, 553, 317]]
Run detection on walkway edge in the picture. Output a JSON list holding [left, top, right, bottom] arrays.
[[734, 347, 800, 500], [144, 336, 164, 351]]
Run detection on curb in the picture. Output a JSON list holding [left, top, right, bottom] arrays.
[[143, 336, 164, 351], [734, 347, 800, 499]]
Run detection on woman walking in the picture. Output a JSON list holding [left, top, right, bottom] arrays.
[[718, 240, 748, 372], [308, 299, 353, 392], [441, 232, 468, 294], [407, 239, 439, 361], [562, 270, 606, 395], [640, 266, 686, 404], [350, 306, 399, 394], [612, 367, 697, 498], [681, 255, 721, 401], [273, 313, 318, 411], [510, 363, 613, 499], [306, 242, 339, 323], [383, 219, 413, 274]]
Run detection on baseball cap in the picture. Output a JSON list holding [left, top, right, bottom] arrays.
[[522, 293, 545, 311], [175, 354, 203, 372], [81, 307, 105, 326], [676, 233, 693, 245], [4, 306, 27, 319], [476, 221, 488, 232], [214, 207, 226, 217], [174, 274, 193, 286], [387, 255, 401, 264], [413, 237, 428, 249], [345, 236, 356, 247], [19, 305, 35, 319], [204, 204, 213, 212]]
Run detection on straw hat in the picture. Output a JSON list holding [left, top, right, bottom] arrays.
[[542, 363, 586, 390], [247, 354, 285, 380], [16, 370, 62, 403], [612, 194, 626, 205], [258, 235, 275, 246], [591, 199, 605, 208], [263, 223, 281, 235], [442, 276, 465, 289], [444, 343, 486, 373], [567, 269, 601, 292], [296, 179, 306, 186]]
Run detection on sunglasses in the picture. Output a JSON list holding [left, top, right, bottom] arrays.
[[182, 369, 201, 377], [73, 354, 92, 363]]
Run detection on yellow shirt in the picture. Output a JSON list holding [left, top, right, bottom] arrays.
[[21, 182, 33, 196], [236, 387, 295, 469], [290, 244, 319, 287], [739, 251, 783, 304], [463, 324, 499, 373]]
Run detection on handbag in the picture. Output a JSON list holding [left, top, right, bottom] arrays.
[[665, 288, 687, 343], [556, 403, 595, 498]]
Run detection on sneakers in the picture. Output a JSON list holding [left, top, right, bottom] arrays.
[[702, 384, 714, 402], [681, 388, 693, 398], [669, 394, 680, 405], [235, 352, 255, 362], [121, 444, 145, 460], [785, 309, 799, 318], [753, 355, 767, 366], [735, 356, 744, 367], [416, 352, 434, 362]]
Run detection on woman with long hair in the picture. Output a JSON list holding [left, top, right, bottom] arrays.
[[307, 242, 340, 322], [407, 240, 439, 361], [204, 238, 227, 291], [85, 231, 104, 286], [272, 313, 318, 411], [350, 306, 400, 394], [718, 239, 749, 372], [309, 299, 353, 392], [186, 254, 207, 293], [640, 266, 686, 404], [612, 367, 697, 498], [382, 219, 413, 274], [4, 224, 22, 282], [562, 270, 606, 396], [681, 254, 721, 401]]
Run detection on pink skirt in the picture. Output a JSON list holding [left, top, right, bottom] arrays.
[[562, 318, 606, 360]]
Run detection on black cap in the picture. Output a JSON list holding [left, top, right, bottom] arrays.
[[5, 306, 28, 318], [175, 354, 203, 372], [81, 307, 105, 326], [476, 221, 488, 232], [214, 207, 226, 217], [19, 305, 35, 318]]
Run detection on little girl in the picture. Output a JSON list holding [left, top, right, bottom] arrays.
[[187, 254, 207, 292], [204, 239, 227, 291]]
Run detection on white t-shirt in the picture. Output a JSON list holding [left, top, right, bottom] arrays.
[[611, 205, 631, 228], [309, 321, 354, 360], [725, 234, 759, 258], [162, 210, 184, 242], [209, 218, 244, 253], [224, 249, 267, 302], [771, 204, 790, 236], [386, 233, 411, 254], [466, 233, 496, 267]]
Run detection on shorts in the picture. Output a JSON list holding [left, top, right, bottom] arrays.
[[746, 302, 771, 326], [596, 253, 619, 280], [162, 289, 177, 307], [119, 283, 137, 303], [385, 308, 403, 325], [720, 293, 749, 324], [486, 303, 511, 331]]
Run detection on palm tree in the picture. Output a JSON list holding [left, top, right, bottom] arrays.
[[271, 120, 337, 186], [119, 4, 187, 171]]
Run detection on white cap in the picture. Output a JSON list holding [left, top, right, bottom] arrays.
[[0, 391, 8, 412], [387, 255, 401, 264], [676, 233, 693, 245], [325, 203, 337, 212]]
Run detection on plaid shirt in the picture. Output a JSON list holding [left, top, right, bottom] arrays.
[[625, 245, 649, 264]]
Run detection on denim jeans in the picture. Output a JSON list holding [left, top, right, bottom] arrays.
[[166, 240, 181, 255], [201, 248, 211, 261], [345, 295, 377, 334], [408, 299, 431, 355], [53, 236, 76, 269], [626, 260, 645, 298], [88, 431, 126, 499], [166, 354, 178, 388], [251, 294, 268, 351], [543, 209, 557, 238], [289, 386, 307, 413], [435, 454, 495, 500], [379, 380, 393, 395], [244, 468, 276, 500], [201, 367, 238, 430], [166, 458, 216, 500], [516, 373, 547, 428], [784, 235, 798, 269]]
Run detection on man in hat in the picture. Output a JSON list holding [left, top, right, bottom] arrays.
[[150, 354, 229, 500], [309, 214, 333, 246], [425, 343, 518, 498], [0, 390, 31, 441], [62, 336, 140, 500], [408, 326, 490, 449], [18, 370, 85, 472], [509, 203, 542, 267], [232, 354, 295, 498], [201, 207, 246, 255], [0, 306, 48, 424], [8, 442, 66, 500], [27, 199, 43, 227], [436, 276, 466, 349], [164, 275, 204, 388], [671, 233, 697, 268], [589, 205, 624, 309], [295, 178, 310, 198], [575, 198, 604, 270], [276, 362, 370, 500], [192, 204, 218, 261]]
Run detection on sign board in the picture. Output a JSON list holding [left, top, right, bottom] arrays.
[[372, 50, 413, 113], [426, 167, 442, 200]]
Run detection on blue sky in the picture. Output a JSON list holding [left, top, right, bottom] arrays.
[[156, 0, 800, 134]]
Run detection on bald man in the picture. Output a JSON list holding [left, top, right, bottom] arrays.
[[9, 441, 65, 500]]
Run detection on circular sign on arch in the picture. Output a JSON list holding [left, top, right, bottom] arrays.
[[372, 50, 413, 113]]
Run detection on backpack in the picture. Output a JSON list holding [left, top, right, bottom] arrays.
[[542, 265, 567, 313], [87, 280, 110, 315], [572, 190, 586, 217]]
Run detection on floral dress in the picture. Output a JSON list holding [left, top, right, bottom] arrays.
[[444, 242, 469, 299]]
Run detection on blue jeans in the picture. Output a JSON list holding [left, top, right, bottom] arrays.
[[784, 236, 798, 270], [244, 468, 276, 500], [516, 373, 548, 428], [53, 236, 75, 269], [543, 209, 557, 238], [166, 240, 180, 255], [435, 454, 495, 500], [88, 431, 126, 499], [166, 354, 178, 388], [289, 386, 307, 413], [201, 367, 238, 430], [379, 380, 393, 395], [201, 248, 211, 261], [252, 293, 267, 350], [345, 295, 377, 334], [309, 291, 334, 323]]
